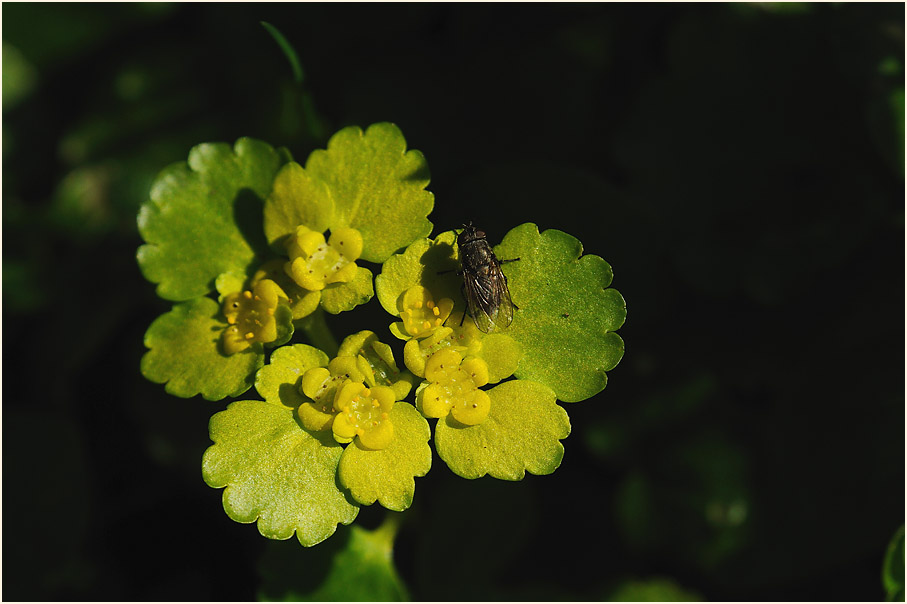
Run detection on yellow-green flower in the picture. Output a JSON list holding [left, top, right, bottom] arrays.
[[402, 310, 482, 377], [220, 279, 283, 354], [285, 225, 363, 291], [296, 356, 364, 432], [332, 381, 397, 450], [417, 349, 491, 426], [392, 285, 455, 339]]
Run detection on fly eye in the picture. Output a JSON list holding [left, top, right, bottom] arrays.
[[476, 230, 485, 237]]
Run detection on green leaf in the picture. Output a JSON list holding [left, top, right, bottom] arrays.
[[263, 161, 334, 251], [883, 525, 905, 601], [255, 344, 330, 408], [141, 297, 262, 400], [137, 138, 284, 301], [495, 223, 626, 402], [260, 21, 304, 84], [374, 230, 461, 317], [338, 402, 431, 511], [434, 380, 570, 480], [203, 400, 359, 547], [320, 266, 374, 315], [305, 122, 434, 263], [215, 271, 246, 297], [259, 517, 409, 601]]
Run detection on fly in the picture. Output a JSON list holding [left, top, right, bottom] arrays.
[[455, 222, 518, 333]]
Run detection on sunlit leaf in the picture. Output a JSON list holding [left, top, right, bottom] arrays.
[[137, 138, 283, 301], [434, 380, 569, 480], [203, 400, 358, 547], [305, 122, 434, 263], [495, 223, 626, 402]]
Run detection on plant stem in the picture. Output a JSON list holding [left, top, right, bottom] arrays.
[[373, 510, 405, 551], [300, 308, 338, 357]]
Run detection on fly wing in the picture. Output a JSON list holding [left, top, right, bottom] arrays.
[[464, 265, 514, 333], [490, 267, 514, 329]]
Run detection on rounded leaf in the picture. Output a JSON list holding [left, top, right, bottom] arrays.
[[337, 402, 432, 511], [305, 123, 434, 263], [263, 161, 334, 250], [137, 138, 283, 301], [320, 266, 374, 315], [255, 343, 330, 407], [141, 297, 262, 400], [203, 400, 359, 547], [495, 223, 626, 402], [434, 380, 570, 480]]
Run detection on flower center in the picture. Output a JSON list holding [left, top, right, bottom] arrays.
[[332, 381, 396, 449], [399, 286, 454, 338]]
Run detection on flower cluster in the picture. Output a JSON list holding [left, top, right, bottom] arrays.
[[139, 123, 625, 549]]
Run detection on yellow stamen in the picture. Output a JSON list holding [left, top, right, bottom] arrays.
[[243, 291, 252, 299]]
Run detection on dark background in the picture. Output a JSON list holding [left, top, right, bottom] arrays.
[[3, 3, 903, 601]]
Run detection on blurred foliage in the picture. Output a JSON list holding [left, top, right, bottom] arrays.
[[883, 525, 905, 601], [2, 3, 903, 601], [606, 576, 702, 602], [258, 516, 409, 601]]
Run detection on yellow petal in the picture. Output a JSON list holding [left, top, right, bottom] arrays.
[[301, 367, 331, 400], [328, 261, 358, 284], [460, 357, 490, 388], [328, 227, 363, 261], [297, 401, 335, 432], [450, 389, 491, 426], [424, 349, 462, 382], [419, 383, 451, 418], [334, 379, 364, 412], [358, 420, 393, 450], [296, 226, 326, 257], [332, 412, 358, 439], [286, 257, 325, 291], [252, 278, 282, 308], [371, 385, 396, 412]]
